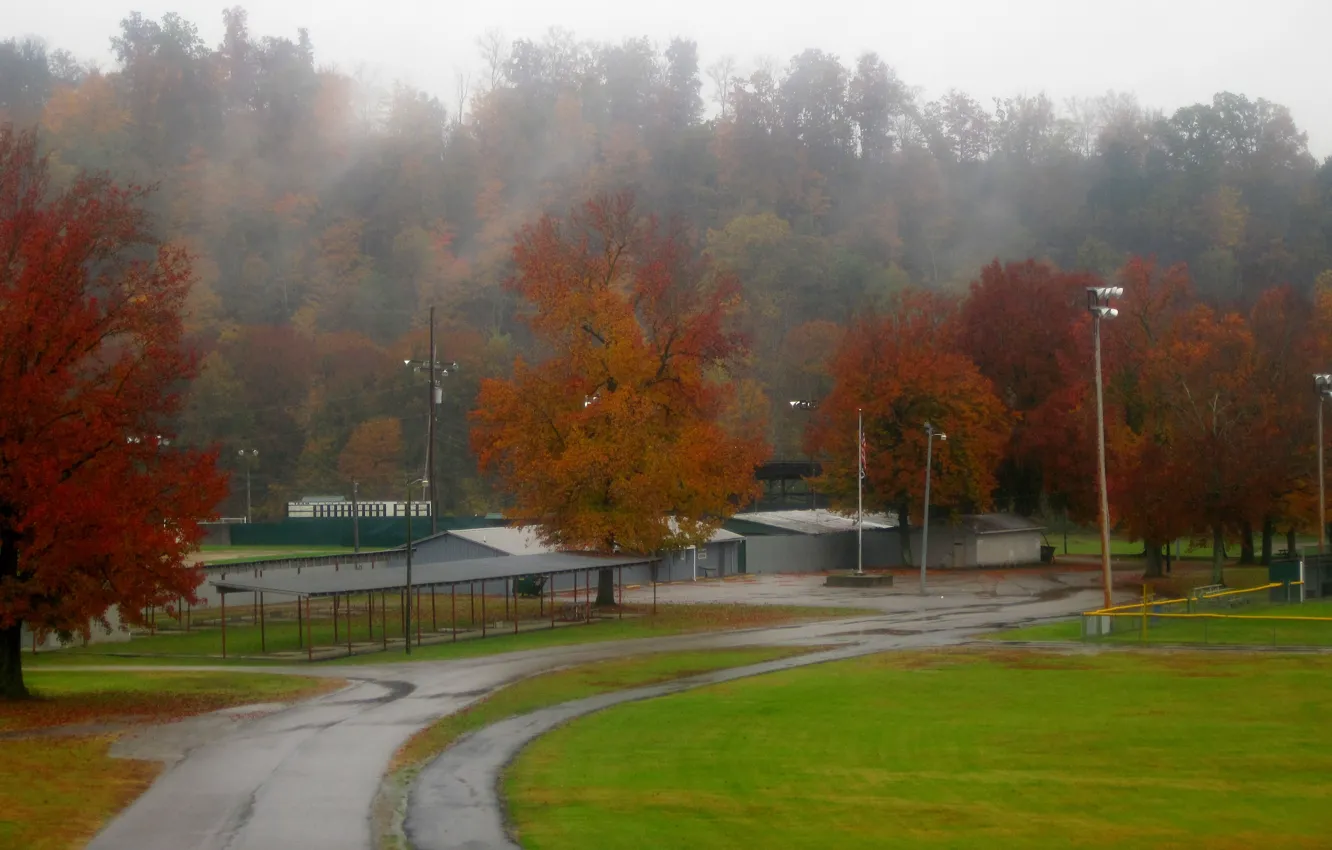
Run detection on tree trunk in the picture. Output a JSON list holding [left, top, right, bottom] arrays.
[[1287, 527, 1298, 558], [1239, 519, 1255, 565], [0, 624, 25, 700], [1212, 524, 1225, 585], [595, 567, 616, 607], [1142, 539, 1164, 578], [1260, 515, 1274, 565], [0, 527, 26, 699], [897, 499, 912, 567]]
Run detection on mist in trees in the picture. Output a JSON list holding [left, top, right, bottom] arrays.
[[3, 8, 1329, 525]]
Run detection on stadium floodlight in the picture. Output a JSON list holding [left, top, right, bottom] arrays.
[[788, 399, 819, 410], [1086, 284, 1124, 610]]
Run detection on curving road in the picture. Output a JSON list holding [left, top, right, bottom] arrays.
[[85, 571, 1107, 850]]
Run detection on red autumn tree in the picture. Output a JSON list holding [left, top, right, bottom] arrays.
[[1245, 286, 1319, 562], [470, 192, 768, 605], [957, 259, 1101, 519], [806, 291, 1011, 563], [0, 127, 227, 699], [1106, 258, 1197, 577]]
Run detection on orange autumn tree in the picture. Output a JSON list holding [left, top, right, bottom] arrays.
[[337, 417, 404, 498], [806, 292, 1010, 564], [470, 192, 768, 605]]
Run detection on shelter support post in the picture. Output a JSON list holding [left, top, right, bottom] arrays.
[[617, 567, 622, 618], [259, 592, 266, 654], [416, 588, 422, 646], [381, 592, 387, 651], [584, 571, 591, 624], [451, 584, 457, 642], [431, 586, 436, 632], [306, 597, 313, 662], [221, 592, 227, 659], [514, 579, 519, 635], [347, 593, 353, 656], [333, 596, 339, 643], [482, 583, 487, 638], [297, 596, 303, 648], [551, 574, 556, 629]]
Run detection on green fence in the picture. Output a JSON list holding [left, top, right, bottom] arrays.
[[229, 516, 508, 549]]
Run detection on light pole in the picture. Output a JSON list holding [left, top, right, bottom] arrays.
[[405, 322, 458, 537], [404, 477, 428, 654], [1315, 375, 1332, 554], [1087, 285, 1123, 610], [238, 449, 258, 523], [789, 400, 819, 509], [352, 480, 360, 555], [920, 422, 946, 595]]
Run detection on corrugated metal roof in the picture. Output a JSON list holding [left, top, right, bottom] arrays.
[[729, 509, 897, 535], [449, 522, 742, 555], [210, 552, 653, 597], [961, 513, 1045, 534], [448, 526, 559, 556]]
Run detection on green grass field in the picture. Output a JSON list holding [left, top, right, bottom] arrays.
[[196, 545, 385, 565], [0, 671, 335, 850], [1049, 532, 1317, 560], [992, 597, 1332, 647], [506, 649, 1332, 849], [377, 647, 813, 849], [24, 601, 867, 667]]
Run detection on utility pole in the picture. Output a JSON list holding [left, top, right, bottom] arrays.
[[857, 408, 863, 576], [238, 449, 258, 523], [920, 423, 945, 595], [352, 480, 360, 554], [1088, 286, 1123, 610], [405, 478, 427, 655], [1315, 375, 1332, 553], [428, 306, 438, 536]]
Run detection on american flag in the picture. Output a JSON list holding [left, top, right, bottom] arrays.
[[859, 432, 868, 480]]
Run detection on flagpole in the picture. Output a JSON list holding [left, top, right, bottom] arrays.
[[857, 408, 863, 576]]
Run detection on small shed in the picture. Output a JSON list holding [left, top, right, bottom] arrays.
[[909, 513, 1045, 568], [724, 509, 900, 573]]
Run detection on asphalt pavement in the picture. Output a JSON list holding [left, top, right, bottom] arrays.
[[84, 570, 1107, 850]]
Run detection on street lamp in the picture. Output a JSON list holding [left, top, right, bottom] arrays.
[[1315, 375, 1332, 553], [404, 477, 428, 654], [920, 422, 946, 595], [238, 449, 258, 523], [1088, 285, 1123, 609]]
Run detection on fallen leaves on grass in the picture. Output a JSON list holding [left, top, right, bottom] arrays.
[[3, 672, 340, 732]]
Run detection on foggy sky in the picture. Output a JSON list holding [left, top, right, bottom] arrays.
[[10, 0, 1332, 157]]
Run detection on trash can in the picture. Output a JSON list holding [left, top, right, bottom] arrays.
[[514, 575, 546, 597], [1040, 545, 1056, 564]]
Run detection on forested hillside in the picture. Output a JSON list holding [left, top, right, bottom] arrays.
[[3, 9, 1330, 524]]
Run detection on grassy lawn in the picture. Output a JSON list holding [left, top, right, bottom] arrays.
[[377, 646, 812, 850], [0, 671, 336, 850], [26, 601, 866, 667], [507, 649, 1332, 849], [1050, 532, 1317, 560], [991, 598, 1332, 647]]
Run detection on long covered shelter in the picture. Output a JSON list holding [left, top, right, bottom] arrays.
[[208, 551, 657, 660]]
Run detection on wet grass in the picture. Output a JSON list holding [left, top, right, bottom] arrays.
[[25, 601, 867, 667], [376, 646, 813, 850], [0, 671, 336, 850], [507, 648, 1332, 849]]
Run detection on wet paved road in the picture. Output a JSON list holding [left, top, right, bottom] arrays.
[[85, 571, 1108, 850]]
